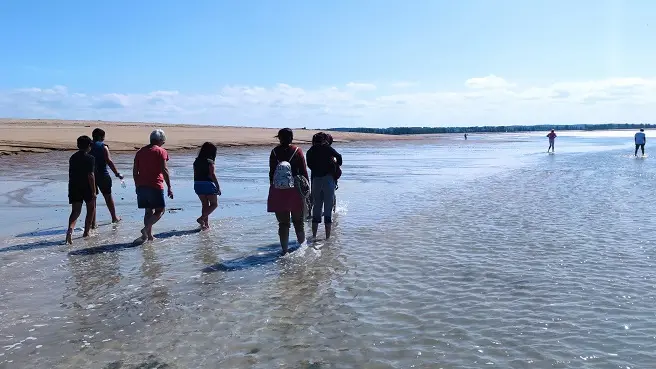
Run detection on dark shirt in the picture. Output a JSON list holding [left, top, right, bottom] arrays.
[[193, 157, 214, 182], [306, 144, 342, 178], [69, 151, 95, 192], [269, 145, 309, 184], [90, 141, 109, 176]]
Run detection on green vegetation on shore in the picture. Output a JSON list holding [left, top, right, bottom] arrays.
[[329, 123, 656, 135]]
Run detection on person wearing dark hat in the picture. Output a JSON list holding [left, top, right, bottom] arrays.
[[267, 128, 310, 254]]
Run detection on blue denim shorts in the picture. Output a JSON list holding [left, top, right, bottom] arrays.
[[136, 186, 165, 209], [194, 181, 219, 195]]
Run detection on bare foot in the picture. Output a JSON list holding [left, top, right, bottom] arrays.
[[197, 217, 205, 228], [112, 217, 122, 223], [140, 228, 148, 241], [148, 236, 156, 241], [83, 232, 90, 238], [65, 231, 73, 245]]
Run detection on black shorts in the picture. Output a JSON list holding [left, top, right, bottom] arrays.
[[96, 173, 112, 195], [69, 187, 94, 204], [136, 186, 166, 209]]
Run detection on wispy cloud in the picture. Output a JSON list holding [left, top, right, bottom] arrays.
[[465, 75, 516, 90], [2, 76, 656, 127], [390, 81, 417, 88], [345, 82, 377, 91]]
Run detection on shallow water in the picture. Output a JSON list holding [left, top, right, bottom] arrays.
[[1, 133, 655, 368]]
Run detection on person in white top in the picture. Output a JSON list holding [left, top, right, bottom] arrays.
[[634, 128, 646, 156]]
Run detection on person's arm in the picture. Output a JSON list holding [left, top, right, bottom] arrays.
[[635, 135, 638, 144], [104, 146, 123, 179], [133, 155, 140, 185], [297, 149, 309, 181], [269, 149, 276, 185], [209, 162, 221, 196], [87, 156, 96, 198], [305, 147, 314, 170], [162, 155, 173, 199], [330, 147, 343, 166]]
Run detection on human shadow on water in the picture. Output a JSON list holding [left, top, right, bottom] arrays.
[[202, 242, 301, 273], [0, 239, 65, 253], [68, 229, 202, 256], [15, 221, 113, 238]]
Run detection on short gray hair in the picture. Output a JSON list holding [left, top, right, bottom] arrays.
[[149, 129, 166, 144]]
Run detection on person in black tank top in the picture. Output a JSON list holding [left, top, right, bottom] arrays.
[[66, 136, 97, 245], [193, 142, 221, 230]]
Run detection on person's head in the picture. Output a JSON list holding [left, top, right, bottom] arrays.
[[640, 128, 645, 132], [326, 133, 333, 146], [92, 128, 106, 142], [197, 141, 217, 161], [551, 129, 555, 133], [77, 135, 93, 152], [275, 128, 293, 146], [312, 132, 327, 146], [149, 129, 166, 146]]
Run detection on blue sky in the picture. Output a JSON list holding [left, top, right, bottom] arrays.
[[1, 0, 655, 127]]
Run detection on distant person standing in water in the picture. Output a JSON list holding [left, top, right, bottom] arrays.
[[90, 128, 124, 226], [547, 130, 557, 153], [635, 128, 646, 156], [326, 133, 340, 211], [193, 142, 221, 230], [133, 129, 173, 243], [66, 136, 96, 244], [307, 132, 342, 240], [267, 128, 309, 255], [464, 133, 468, 140]]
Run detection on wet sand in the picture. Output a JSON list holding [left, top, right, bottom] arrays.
[[0, 118, 417, 156]]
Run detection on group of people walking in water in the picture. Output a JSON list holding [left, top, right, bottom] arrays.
[[66, 127, 342, 255]]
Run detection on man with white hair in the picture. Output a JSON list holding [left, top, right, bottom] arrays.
[[133, 129, 173, 242]]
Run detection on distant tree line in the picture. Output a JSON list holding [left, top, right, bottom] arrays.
[[328, 123, 656, 135]]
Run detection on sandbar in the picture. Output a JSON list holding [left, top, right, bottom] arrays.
[[0, 118, 417, 156]]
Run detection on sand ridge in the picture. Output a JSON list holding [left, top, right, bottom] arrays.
[[0, 118, 416, 156]]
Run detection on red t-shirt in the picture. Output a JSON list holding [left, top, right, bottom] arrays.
[[134, 144, 169, 189]]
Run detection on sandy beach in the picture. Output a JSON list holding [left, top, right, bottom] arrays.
[[0, 118, 415, 156]]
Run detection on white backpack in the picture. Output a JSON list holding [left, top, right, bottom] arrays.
[[272, 147, 298, 189]]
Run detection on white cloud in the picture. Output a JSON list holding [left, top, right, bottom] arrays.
[[2, 76, 656, 127], [390, 81, 417, 88], [465, 75, 516, 90], [345, 82, 377, 91]]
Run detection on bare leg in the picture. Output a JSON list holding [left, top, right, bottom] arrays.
[[325, 223, 332, 240], [67, 202, 83, 244], [291, 211, 305, 245], [83, 199, 96, 237], [91, 196, 97, 229], [146, 208, 165, 240], [275, 212, 291, 255], [101, 191, 121, 222], [197, 195, 208, 229], [141, 209, 153, 241], [203, 195, 218, 228], [312, 222, 319, 239]]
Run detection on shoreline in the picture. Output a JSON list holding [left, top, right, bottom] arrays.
[[0, 118, 424, 156]]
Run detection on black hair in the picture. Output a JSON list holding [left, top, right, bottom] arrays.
[[312, 132, 327, 145], [326, 133, 334, 145], [77, 135, 93, 150], [92, 128, 105, 141], [197, 142, 217, 161]]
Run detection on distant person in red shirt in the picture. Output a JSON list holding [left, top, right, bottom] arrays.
[[133, 129, 173, 243], [547, 130, 557, 153]]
